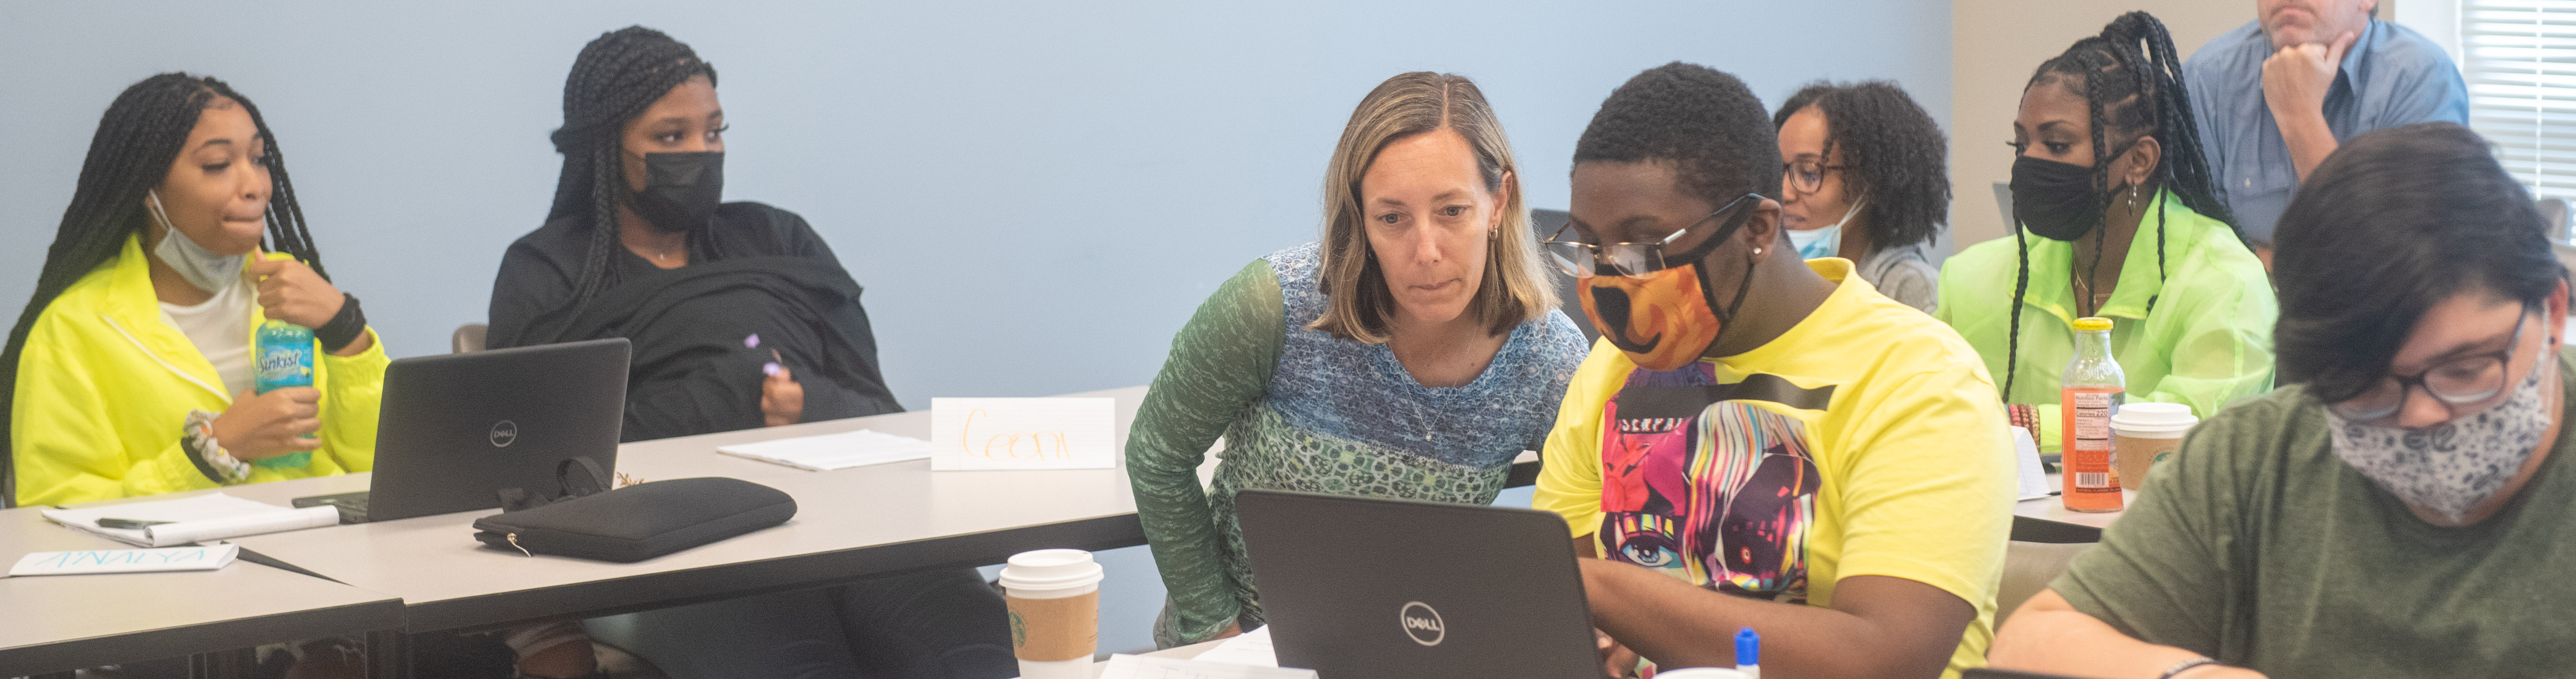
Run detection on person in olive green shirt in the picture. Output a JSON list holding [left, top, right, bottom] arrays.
[[1991, 123, 2576, 677], [1939, 13, 2276, 453]]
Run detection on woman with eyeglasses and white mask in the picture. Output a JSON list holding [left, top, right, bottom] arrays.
[[1126, 71, 1587, 649], [1771, 80, 1950, 313], [1991, 122, 2576, 677]]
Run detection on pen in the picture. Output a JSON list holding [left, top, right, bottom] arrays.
[[96, 518, 173, 530]]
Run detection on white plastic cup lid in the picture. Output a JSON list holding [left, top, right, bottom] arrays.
[[1653, 669, 1750, 679], [2111, 402, 2198, 433], [999, 548, 1104, 591]]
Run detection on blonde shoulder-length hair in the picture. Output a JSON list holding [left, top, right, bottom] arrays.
[[1306, 71, 1556, 344]]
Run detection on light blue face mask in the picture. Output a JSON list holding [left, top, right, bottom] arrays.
[[1786, 196, 1865, 260], [146, 190, 247, 294]]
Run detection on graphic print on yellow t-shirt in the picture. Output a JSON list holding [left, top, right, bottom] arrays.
[[1537, 258, 2017, 679], [1600, 367, 1827, 602]]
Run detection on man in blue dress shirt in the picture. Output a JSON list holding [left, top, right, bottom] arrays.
[[2184, 0, 2468, 250]]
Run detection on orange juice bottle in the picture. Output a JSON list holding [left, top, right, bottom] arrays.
[[2061, 317, 2126, 512]]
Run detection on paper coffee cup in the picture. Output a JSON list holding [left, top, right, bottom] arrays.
[[2109, 402, 2197, 491], [999, 548, 1104, 679]]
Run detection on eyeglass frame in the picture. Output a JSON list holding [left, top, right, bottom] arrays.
[[1540, 193, 1765, 280], [2327, 301, 2536, 424], [1781, 157, 1851, 196]]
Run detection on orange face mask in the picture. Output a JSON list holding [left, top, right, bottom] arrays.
[[1579, 264, 1726, 371], [1565, 192, 1764, 372]]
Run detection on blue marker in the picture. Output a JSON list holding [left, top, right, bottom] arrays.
[[1734, 627, 1760, 678]]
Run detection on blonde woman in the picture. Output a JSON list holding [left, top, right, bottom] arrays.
[[1126, 71, 1588, 648]]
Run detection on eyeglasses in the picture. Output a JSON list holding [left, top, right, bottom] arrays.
[[1783, 158, 1850, 195], [2327, 304, 2534, 423], [1540, 194, 1762, 279]]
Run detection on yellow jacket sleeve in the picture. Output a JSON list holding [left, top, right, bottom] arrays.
[[313, 328, 387, 473], [12, 311, 221, 505]]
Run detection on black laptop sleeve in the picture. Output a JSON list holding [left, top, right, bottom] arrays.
[[472, 476, 796, 563]]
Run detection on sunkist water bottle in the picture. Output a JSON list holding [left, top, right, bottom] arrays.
[[2060, 316, 2126, 512], [251, 318, 316, 469]]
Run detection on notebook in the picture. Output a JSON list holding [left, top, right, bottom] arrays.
[[716, 429, 934, 471], [42, 493, 339, 547]]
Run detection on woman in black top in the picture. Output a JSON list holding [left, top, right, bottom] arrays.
[[491, 27, 1009, 679], [489, 27, 897, 441]]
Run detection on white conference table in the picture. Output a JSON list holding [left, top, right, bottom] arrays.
[[2010, 472, 2131, 542], [223, 385, 1151, 644], [0, 504, 403, 676]]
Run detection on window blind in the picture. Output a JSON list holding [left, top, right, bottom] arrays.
[[2466, 0, 2576, 199]]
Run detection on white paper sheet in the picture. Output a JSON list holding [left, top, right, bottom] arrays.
[[8, 542, 239, 576], [1099, 654, 1314, 679], [929, 397, 1116, 471], [717, 429, 934, 471], [1189, 625, 1279, 667], [2012, 426, 2054, 501], [42, 493, 339, 547]]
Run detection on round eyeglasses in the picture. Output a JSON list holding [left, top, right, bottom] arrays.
[[1783, 158, 1849, 196], [1540, 194, 1762, 279], [2327, 303, 2535, 423]]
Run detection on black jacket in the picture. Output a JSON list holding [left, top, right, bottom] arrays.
[[488, 202, 898, 441]]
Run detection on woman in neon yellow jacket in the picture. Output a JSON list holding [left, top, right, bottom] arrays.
[[1938, 14, 2276, 453], [6, 73, 385, 508]]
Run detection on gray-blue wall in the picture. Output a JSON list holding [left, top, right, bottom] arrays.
[[0, 0, 1950, 656]]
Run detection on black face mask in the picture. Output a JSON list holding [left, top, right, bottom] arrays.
[[2010, 155, 2113, 242], [629, 151, 724, 234]]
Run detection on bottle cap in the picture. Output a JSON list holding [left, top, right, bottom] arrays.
[[1735, 627, 1759, 666], [2073, 317, 2114, 331]]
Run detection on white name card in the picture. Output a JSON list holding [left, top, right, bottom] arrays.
[[9, 542, 239, 577], [930, 397, 1116, 471]]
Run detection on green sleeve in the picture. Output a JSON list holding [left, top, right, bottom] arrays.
[[1124, 259, 1285, 645], [2138, 271, 2277, 422], [2048, 394, 2265, 660]]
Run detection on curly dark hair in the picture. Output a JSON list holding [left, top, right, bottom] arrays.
[[1574, 63, 1780, 213], [1771, 80, 1949, 250]]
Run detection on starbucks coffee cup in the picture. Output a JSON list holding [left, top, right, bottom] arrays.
[[998, 549, 1105, 679], [2109, 402, 2197, 491]]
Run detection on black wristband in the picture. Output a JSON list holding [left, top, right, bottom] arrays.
[[316, 293, 367, 353]]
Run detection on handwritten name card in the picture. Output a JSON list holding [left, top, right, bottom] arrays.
[[9, 542, 239, 577], [930, 397, 1116, 471]]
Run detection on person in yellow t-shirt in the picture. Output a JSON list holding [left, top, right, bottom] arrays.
[[1532, 63, 2015, 679]]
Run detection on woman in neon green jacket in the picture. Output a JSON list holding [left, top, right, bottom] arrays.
[[5, 73, 385, 508], [1938, 14, 2275, 453]]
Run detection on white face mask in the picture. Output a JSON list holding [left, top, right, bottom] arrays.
[[1786, 196, 1865, 260], [146, 190, 247, 294], [2325, 348, 2555, 524]]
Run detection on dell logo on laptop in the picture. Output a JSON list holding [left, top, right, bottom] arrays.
[[490, 420, 519, 448], [1398, 601, 1444, 646]]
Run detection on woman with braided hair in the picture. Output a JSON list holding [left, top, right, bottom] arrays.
[[498, 27, 1012, 679], [6, 73, 385, 509], [0, 71, 402, 677], [489, 25, 897, 441], [1936, 12, 2277, 456]]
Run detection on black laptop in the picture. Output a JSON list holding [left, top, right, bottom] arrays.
[[295, 338, 629, 523], [1234, 489, 1606, 679]]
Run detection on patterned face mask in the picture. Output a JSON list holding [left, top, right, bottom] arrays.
[[2324, 355, 2554, 524], [1578, 262, 1727, 372]]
